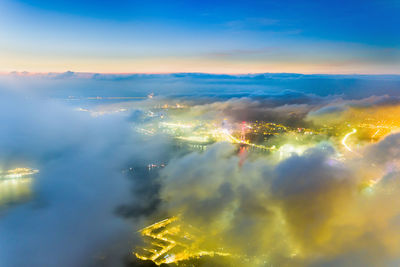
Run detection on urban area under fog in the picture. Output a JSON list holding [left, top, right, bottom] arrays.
[[0, 73, 400, 266], [1, 1, 399, 266]]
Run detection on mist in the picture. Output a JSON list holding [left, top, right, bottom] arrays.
[[1, 74, 400, 266]]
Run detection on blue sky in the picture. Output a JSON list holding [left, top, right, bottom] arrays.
[[0, 0, 399, 73]]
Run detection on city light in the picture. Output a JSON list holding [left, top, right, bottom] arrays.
[[0, 167, 39, 206], [341, 128, 357, 153], [135, 217, 231, 265], [0, 167, 39, 180]]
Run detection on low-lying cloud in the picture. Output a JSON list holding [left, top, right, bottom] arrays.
[[1, 74, 400, 266], [155, 137, 400, 266], [0, 91, 168, 267]]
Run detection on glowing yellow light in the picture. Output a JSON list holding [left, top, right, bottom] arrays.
[[176, 136, 209, 143], [135, 216, 231, 265], [278, 144, 306, 159], [217, 129, 275, 151], [160, 122, 193, 129], [371, 129, 381, 138], [342, 128, 357, 153], [0, 168, 39, 180], [0, 167, 38, 206]]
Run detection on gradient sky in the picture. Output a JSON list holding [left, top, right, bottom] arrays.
[[0, 0, 399, 74]]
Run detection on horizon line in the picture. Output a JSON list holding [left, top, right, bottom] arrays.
[[1, 70, 400, 77]]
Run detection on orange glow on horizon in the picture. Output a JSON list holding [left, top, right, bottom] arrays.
[[1, 54, 399, 75]]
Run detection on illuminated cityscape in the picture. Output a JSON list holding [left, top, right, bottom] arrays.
[[122, 98, 400, 265], [1, 1, 399, 267], [135, 216, 231, 265], [133, 101, 400, 159]]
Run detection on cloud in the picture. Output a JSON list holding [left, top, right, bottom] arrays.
[[151, 136, 400, 266], [0, 91, 168, 267], [307, 95, 400, 125], [2, 74, 400, 266], [178, 97, 316, 128], [2, 73, 400, 99]]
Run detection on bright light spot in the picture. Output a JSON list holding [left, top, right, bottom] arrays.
[[135, 217, 232, 265], [0, 167, 39, 206], [342, 128, 357, 153], [0, 168, 39, 180], [279, 144, 305, 159]]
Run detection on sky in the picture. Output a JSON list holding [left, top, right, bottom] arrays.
[[0, 0, 399, 74]]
